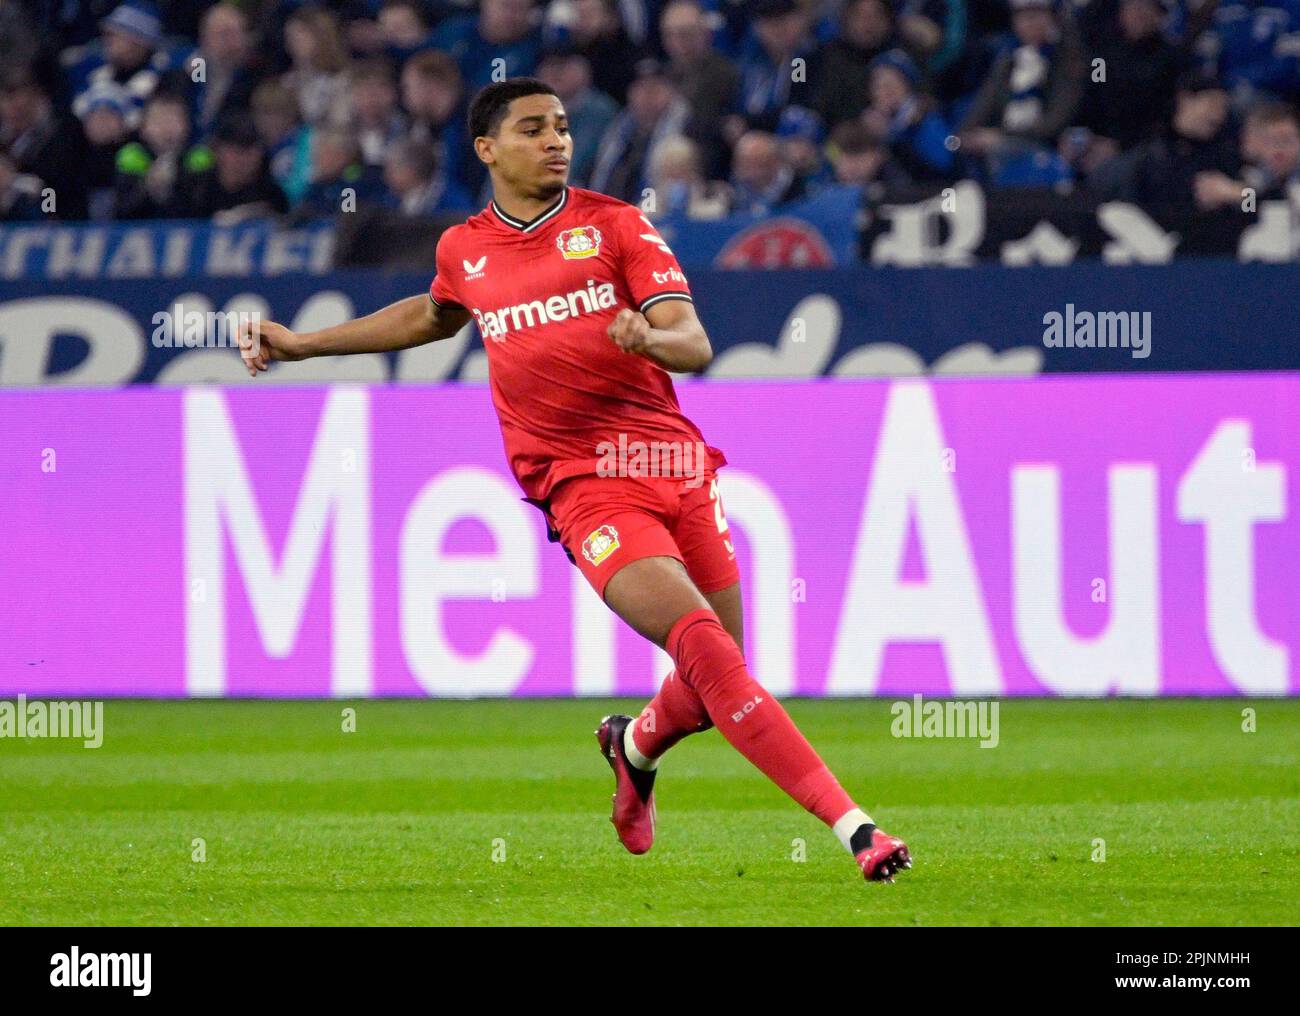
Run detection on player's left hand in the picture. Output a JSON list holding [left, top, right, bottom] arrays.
[[607, 308, 651, 355]]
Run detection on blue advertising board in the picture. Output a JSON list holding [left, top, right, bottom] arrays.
[[2, 259, 1297, 385]]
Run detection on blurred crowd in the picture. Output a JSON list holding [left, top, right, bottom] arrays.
[[2, 0, 1299, 224]]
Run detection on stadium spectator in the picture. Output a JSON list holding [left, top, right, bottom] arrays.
[[347, 60, 407, 166], [1073, 0, 1185, 152], [62, 1, 170, 125], [0, 144, 45, 220], [536, 47, 620, 186], [334, 10, 384, 60], [1196, 102, 1300, 208], [896, 0, 967, 77], [299, 124, 386, 216], [1091, 71, 1240, 210], [113, 89, 210, 218], [863, 49, 956, 182], [645, 134, 732, 219], [174, 112, 289, 220], [659, 0, 742, 177], [75, 81, 140, 219], [281, 5, 352, 126], [776, 104, 833, 193], [661, 0, 741, 122], [0, 67, 91, 219], [0, 0, 1280, 224], [549, 0, 648, 104], [589, 57, 693, 203], [252, 79, 312, 203], [377, 0, 437, 64], [431, 0, 544, 92], [958, 0, 1084, 185], [172, 3, 265, 139], [731, 0, 817, 137], [383, 136, 473, 214], [826, 118, 909, 187], [808, 0, 899, 131], [728, 128, 805, 212], [400, 50, 482, 203], [1208, 0, 1300, 103], [1241, 102, 1300, 198]]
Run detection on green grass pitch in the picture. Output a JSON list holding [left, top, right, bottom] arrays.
[[0, 698, 1295, 926]]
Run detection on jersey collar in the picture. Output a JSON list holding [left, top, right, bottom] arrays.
[[490, 187, 569, 233]]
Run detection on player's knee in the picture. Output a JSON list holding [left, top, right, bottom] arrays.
[[668, 609, 751, 697]]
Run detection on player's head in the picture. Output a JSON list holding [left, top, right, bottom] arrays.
[[469, 78, 571, 200]]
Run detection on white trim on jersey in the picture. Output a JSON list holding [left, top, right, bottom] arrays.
[[639, 291, 694, 314], [490, 187, 570, 233]]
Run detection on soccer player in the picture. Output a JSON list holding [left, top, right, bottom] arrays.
[[237, 78, 911, 883]]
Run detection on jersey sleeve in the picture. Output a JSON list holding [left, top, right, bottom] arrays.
[[613, 204, 693, 315], [428, 228, 465, 309]]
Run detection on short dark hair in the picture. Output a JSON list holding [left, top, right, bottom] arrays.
[[830, 120, 883, 155], [468, 78, 559, 140], [403, 50, 461, 89], [1246, 100, 1300, 132]]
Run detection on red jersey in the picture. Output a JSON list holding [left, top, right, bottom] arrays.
[[428, 186, 726, 502]]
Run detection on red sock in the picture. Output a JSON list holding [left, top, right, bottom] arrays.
[[631, 670, 713, 759], [666, 608, 857, 828]]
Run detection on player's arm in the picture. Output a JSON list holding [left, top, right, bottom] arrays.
[[607, 299, 713, 374], [238, 295, 471, 376]]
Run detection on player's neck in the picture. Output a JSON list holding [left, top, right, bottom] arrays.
[[491, 185, 567, 225]]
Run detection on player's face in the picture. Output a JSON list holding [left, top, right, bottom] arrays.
[[480, 93, 573, 197]]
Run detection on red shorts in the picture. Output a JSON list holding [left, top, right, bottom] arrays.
[[533, 470, 740, 600]]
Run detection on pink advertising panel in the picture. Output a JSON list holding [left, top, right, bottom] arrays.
[[1, 376, 1294, 697]]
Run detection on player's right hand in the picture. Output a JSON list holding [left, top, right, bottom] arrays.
[[238, 318, 308, 376]]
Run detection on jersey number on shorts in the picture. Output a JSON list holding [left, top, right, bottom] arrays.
[[709, 478, 734, 555]]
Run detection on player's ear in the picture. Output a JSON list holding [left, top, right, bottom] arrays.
[[474, 136, 494, 166]]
